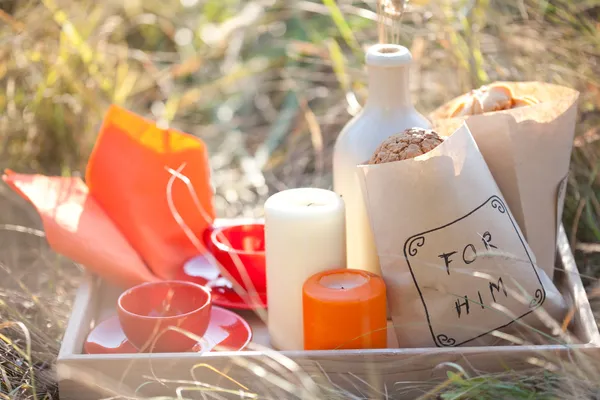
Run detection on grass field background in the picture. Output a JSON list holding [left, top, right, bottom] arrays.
[[0, 0, 599, 398]]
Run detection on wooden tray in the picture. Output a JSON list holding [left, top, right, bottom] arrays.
[[57, 222, 600, 400]]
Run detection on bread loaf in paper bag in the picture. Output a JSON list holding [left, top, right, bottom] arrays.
[[430, 82, 579, 280], [357, 124, 567, 348]]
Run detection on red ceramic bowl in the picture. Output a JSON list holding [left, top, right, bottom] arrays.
[[117, 281, 211, 353], [209, 223, 266, 293]]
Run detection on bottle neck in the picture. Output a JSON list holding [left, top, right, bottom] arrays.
[[364, 64, 412, 110]]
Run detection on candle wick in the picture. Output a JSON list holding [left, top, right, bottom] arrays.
[[307, 202, 314, 207], [341, 286, 345, 290]]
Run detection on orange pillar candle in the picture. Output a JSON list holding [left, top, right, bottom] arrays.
[[302, 268, 387, 350]]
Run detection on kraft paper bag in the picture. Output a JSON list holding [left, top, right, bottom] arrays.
[[430, 82, 579, 280], [358, 124, 566, 348]]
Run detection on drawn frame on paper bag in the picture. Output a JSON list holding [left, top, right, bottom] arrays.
[[402, 195, 546, 348]]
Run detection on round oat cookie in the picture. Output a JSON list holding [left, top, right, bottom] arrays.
[[368, 128, 445, 164]]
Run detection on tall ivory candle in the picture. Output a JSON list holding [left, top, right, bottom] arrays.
[[265, 188, 346, 350]]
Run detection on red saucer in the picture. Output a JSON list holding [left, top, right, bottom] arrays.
[[177, 254, 267, 310], [84, 306, 252, 354]]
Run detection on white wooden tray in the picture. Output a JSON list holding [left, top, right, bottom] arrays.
[[57, 222, 600, 400]]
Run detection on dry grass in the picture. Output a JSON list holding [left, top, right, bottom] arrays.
[[0, 0, 599, 398]]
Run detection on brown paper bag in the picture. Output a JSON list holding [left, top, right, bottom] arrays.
[[430, 82, 579, 279], [358, 124, 566, 348]]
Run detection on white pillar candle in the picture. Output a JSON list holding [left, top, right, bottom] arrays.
[[265, 188, 346, 350]]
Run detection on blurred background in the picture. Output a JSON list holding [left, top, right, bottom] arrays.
[[0, 0, 599, 398]]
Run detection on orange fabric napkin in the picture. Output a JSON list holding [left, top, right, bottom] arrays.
[[2, 171, 159, 288], [4, 105, 216, 286], [85, 105, 216, 280]]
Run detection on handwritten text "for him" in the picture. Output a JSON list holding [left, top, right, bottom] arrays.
[[434, 231, 508, 318]]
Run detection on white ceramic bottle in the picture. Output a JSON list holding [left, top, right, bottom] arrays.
[[333, 43, 431, 276]]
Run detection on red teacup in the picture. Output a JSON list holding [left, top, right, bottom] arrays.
[[209, 223, 266, 294], [117, 281, 211, 353]]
